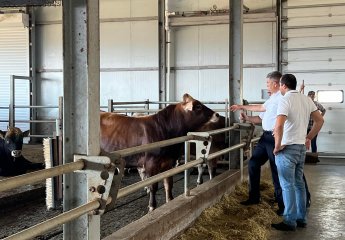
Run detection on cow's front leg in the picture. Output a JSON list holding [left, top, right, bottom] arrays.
[[207, 158, 217, 180], [148, 182, 158, 212], [163, 176, 173, 202], [197, 164, 204, 185]]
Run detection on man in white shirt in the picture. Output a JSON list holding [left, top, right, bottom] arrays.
[[271, 74, 324, 231], [230, 71, 285, 215]]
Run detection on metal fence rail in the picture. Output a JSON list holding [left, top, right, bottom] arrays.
[[0, 124, 254, 240]]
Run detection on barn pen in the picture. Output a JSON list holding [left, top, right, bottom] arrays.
[[0, 124, 257, 239]]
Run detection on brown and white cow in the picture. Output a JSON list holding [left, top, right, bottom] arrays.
[[100, 94, 219, 211], [0, 127, 44, 176]]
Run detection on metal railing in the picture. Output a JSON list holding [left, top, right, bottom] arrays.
[[0, 75, 63, 139], [0, 123, 256, 240]]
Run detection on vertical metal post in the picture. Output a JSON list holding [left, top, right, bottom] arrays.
[[9, 75, 15, 127], [240, 148, 244, 181], [29, 7, 37, 141], [108, 99, 113, 112], [158, 0, 167, 105], [229, 0, 243, 169], [184, 141, 190, 196], [63, 1, 100, 239]]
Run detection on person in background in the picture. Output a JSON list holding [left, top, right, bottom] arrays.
[[306, 91, 326, 153], [271, 74, 324, 231], [300, 83, 326, 153]]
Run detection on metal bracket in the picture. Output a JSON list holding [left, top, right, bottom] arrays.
[[187, 132, 212, 164], [74, 152, 124, 215]]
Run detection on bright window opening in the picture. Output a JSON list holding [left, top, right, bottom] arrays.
[[317, 90, 343, 103]]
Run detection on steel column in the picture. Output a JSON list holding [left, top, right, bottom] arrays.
[[229, 0, 243, 169], [62, 1, 100, 239]]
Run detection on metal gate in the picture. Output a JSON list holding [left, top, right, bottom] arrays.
[[0, 13, 30, 131]]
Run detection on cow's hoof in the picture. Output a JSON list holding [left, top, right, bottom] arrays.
[[148, 206, 155, 212]]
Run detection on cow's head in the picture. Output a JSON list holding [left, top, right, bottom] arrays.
[[0, 127, 29, 158], [181, 93, 219, 130]]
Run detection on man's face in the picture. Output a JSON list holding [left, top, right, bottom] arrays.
[[308, 93, 315, 100], [266, 78, 279, 94]]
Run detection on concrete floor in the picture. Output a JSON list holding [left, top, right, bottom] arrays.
[[270, 157, 345, 240]]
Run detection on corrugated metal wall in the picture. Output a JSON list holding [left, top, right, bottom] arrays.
[[282, 0, 345, 153], [0, 14, 30, 131]]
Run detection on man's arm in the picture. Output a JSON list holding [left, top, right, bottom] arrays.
[[306, 110, 324, 140], [230, 104, 266, 112], [240, 112, 262, 124], [273, 115, 287, 155]]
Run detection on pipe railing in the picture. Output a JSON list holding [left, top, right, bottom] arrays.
[[0, 124, 253, 240]]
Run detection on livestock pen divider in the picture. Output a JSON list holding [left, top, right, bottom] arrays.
[[0, 120, 257, 239], [0, 75, 63, 140]]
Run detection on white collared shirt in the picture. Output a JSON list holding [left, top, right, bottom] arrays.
[[260, 91, 282, 131], [277, 90, 317, 145]]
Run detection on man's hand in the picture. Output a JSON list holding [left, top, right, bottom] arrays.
[[305, 138, 311, 150], [239, 112, 248, 121], [273, 145, 285, 155], [230, 104, 243, 112]]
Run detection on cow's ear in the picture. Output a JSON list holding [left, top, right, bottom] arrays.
[[183, 101, 193, 112], [0, 130, 5, 139], [182, 93, 194, 103], [23, 130, 30, 137]]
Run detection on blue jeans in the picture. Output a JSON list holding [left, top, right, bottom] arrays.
[[275, 144, 307, 227]]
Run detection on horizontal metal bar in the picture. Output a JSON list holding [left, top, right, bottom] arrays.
[[170, 13, 276, 27], [15, 120, 56, 123], [37, 67, 159, 73], [112, 110, 158, 114], [284, 3, 345, 9], [113, 106, 146, 109], [29, 134, 54, 138], [14, 105, 59, 109], [284, 46, 345, 52], [12, 75, 32, 80], [36, 16, 158, 25], [251, 137, 261, 143], [208, 142, 247, 160], [112, 135, 194, 158], [5, 200, 100, 240], [0, 107, 8, 109], [117, 158, 203, 198], [112, 101, 148, 105], [172, 65, 228, 70], [284, 69, 345, 73], [117, 141, 247, 199], [0, 160, 84, 192], [285, 23, 345, 29], [207, 125, 238, 136]]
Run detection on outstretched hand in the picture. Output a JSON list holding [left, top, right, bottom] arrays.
[[230, 104, 243, 112]]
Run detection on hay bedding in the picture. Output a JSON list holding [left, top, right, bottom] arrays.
[[177, 170, 280, 240]]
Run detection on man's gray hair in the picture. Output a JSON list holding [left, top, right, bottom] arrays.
[[266, 71, 282, 83]]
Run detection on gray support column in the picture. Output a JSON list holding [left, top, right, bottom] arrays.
[[62, 1, 100, 239], [28, 7, 37, 141], [158, 0, 166, 105], [229, 0, 243, 168]]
